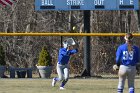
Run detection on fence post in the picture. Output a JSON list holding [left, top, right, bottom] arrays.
[[81, 10, 91, 77]]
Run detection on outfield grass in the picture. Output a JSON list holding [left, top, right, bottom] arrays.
[[0, 79, 140, 93]]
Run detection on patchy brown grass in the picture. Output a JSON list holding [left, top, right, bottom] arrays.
[[0, 79, 140, 93]]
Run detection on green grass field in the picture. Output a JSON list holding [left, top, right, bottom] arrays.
[[0, 79, 140, 93]]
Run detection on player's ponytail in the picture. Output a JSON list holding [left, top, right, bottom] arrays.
[[124, 33, 133, 52]]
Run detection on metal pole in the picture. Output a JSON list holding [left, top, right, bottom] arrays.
[[81, 10, 91, 76], [137, 1, 140, 31], [128, 12, 131, 32], [61, 36, 63, 47]]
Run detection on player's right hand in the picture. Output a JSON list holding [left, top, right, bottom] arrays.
[[113, 64, 119, 71]]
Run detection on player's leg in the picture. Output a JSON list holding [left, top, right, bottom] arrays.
[[56, 64, 64, 81], [127, 66, 136, 93], [60, 64, 69, 89], [118, 65, 127, 93], [52, 63, 64, 87]]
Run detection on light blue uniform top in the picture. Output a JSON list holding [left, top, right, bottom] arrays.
[[58, 48, 78, 65], [116, 43, 140, 66]]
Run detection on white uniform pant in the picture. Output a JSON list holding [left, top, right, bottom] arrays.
[[118, 65, 136, 91], [57, 63, 69, 81]]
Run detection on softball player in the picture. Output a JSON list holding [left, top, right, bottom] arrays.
[[52, 38, 78, 90], [115, 33, 140, 93]]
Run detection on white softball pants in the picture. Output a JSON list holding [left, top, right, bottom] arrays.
[[57, 63, 69, 81], [118, 65, 136, 93]]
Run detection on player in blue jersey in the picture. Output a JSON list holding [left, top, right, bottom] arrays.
[[52, 38, 78, 90], [114, 33, 140, 93]]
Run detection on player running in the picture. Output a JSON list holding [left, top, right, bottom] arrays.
[[114, 33, 140, 93], [52, 38, 78, 90]]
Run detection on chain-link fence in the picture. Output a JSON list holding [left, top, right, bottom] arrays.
[[0, 36, 140, 78]]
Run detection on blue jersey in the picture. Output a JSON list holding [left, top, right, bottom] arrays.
[[58, 48, 78, 65], [116, 43, 140, 66]]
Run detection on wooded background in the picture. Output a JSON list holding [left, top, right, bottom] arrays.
[[0, 0, 140, 77]]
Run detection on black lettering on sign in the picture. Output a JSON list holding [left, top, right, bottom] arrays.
[[119, 5, 134, 9], [40, 6, 55, 9], [95, 5, 104, 9], [71, 5, 80, 9]]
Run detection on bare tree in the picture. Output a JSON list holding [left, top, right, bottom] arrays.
[[0, 0, 140, 76]]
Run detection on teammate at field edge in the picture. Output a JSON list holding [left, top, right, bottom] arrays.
[[115, 33, 140, 93], [52, 38, 78, 90]]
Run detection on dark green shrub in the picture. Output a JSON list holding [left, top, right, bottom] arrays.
[[0, 45, 6, 66], [37, 46, 52, 66]]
